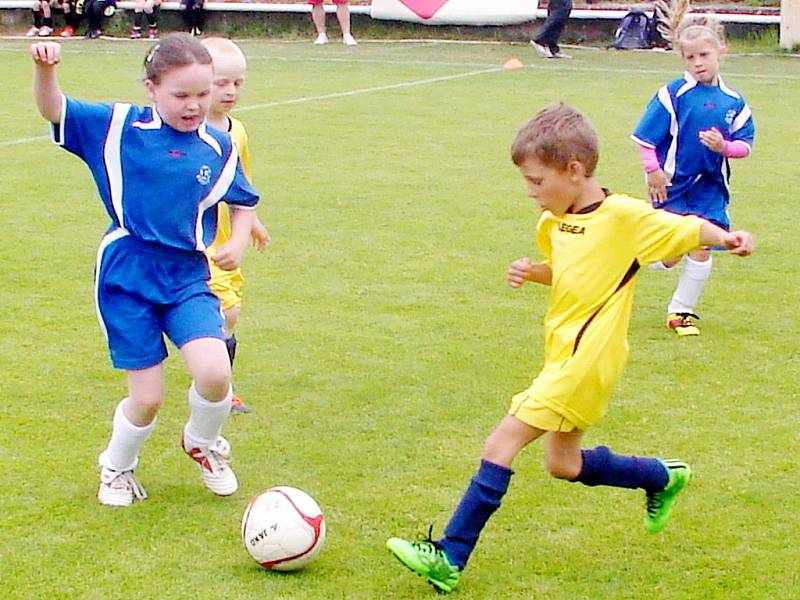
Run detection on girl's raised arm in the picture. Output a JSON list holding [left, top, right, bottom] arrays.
[[31, 42, 63, 124]]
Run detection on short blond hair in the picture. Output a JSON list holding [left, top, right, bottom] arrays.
[[676, 16, 725, 51], [201, 36, 247, 68], [511, 103, 599, 176]]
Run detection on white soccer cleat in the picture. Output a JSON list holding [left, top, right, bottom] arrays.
[[98, 467, 148, 507], [38, 25, 53, 36], [181, 434, 238, 496], [342, 33, 358, 46], [314, 32, 329, 45], [26, 26, 40, 37], [531, 40, 553, 58]]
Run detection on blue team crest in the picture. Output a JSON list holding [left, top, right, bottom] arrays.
[[196, 165, 212, 185]]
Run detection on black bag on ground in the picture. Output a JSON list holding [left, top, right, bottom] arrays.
[[610, 11, 655, 50]]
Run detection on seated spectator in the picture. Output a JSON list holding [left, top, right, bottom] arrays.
[[26, 0, 54, 37], [130, 0, 161, 39], [180, 0, 206, 37]]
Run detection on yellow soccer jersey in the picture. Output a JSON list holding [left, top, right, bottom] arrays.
[[518, 193, 704, 430], [207, 116, 253, 309], [211, 117, 252, 249]]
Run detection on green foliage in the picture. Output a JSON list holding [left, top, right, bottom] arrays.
[[1, 39, 799, 599]]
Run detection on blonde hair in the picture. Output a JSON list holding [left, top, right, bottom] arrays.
[[511, 103, 599, 176], [676, 16, 725, 51], [201, 37, 247, 69]]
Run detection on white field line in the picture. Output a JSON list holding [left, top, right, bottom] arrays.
[[233, 66, 503, 113], [2, 42, 798, 79], [0, 66, 502, 147]]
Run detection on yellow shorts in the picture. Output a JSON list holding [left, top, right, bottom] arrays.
[[509, 387, 579, 432], [209, 266, 244, 311]]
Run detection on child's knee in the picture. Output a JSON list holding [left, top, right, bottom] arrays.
[[194, 365, 231, 401], [545, 453, 582, 481], [128, 390, 164, 416]]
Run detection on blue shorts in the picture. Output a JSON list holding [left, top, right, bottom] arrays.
[[95, 231, 225, 370], [660, 173, 730, 231]]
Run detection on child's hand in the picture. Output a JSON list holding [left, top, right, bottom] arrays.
[[699, 127, 726, 154], [507, 258, 553, 288], [646, 169, 671, 206], [31, 42, 61, 66], [211, 242, 245, 271], [722, 230, 755, 256], [251, 221, 271, 252]]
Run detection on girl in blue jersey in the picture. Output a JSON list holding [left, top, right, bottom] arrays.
[[631, 17, 754, 337], [31, 34, 260, 507]]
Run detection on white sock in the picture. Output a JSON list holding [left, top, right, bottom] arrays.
[[184, 383, 232, 447], [99, 399, 156, 472], [668, 255, 712, 314]]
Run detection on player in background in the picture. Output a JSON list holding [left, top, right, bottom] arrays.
[[130, 0, 161, 39], [202, 37, 271, 414], [386, 104, 754, 594], [631, 8, 755, 337], [31, 34, 259, 506], [26, 0, 54, 37]]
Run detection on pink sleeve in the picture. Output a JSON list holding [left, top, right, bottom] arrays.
[[638, 144, 661, 173], [723, 140, 751, 158]]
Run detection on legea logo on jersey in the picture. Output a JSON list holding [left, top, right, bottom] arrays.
[[196, 165, 212, 185], [725, 109, 736, 126]]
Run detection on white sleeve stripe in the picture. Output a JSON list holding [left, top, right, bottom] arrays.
[[197, 122, 222, 156], [50, 93, 67, 146], [103, 103, 132, 230], [730, 104, 753, 134], [194, 144, 240, 251], [630, 135, 655, 148], [656, 87, 679, 178]]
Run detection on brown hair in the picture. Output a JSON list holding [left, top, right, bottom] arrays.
[[676, 16, 726, 51], [144, 33, 212, 84], [511, 103, 599, 176]]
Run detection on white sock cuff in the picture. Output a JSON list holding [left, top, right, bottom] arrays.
[[99, 399, 156, 472], [684, 255, 712, 270], [185, 383, 232, 447], [188, 383, 232, 410]]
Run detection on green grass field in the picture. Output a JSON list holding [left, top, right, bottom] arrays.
[[1, 38, 799, 599]]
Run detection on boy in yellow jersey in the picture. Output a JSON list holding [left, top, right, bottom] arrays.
[[386, 104, 754, 594], [203, 37, 270, 414]]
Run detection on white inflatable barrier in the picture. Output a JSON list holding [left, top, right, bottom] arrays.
[[370, 0, 538, 26], [0, 0, 780, 24]]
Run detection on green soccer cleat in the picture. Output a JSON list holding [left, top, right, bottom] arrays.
[[644, 459, 692, 533], [386, 537, 461, 594]]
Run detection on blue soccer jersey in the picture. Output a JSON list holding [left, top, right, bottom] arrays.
[[50, 96, 260, 370], [631, 73, 754, 224], [51, 96, 259, 251]]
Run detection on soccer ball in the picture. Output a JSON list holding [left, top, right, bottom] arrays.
[[241, 486, 326, 571]]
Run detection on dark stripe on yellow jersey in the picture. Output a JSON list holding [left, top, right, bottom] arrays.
[[572, 259, 641, 354]]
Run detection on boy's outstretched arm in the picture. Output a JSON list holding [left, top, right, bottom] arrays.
[[699, 221, 755, 257], [507, 257, 552, 288], [31, 42, 63, 124]]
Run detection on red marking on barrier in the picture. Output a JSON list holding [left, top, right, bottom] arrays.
[[397, 0, 449, 20]]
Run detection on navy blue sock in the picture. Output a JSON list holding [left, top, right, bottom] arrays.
[[438, 459, 513, 569], [225, 334, 237, 367], [576, 446, 668, 492]]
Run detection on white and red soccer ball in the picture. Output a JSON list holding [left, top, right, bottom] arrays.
[[241, 486, 326, 571]]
